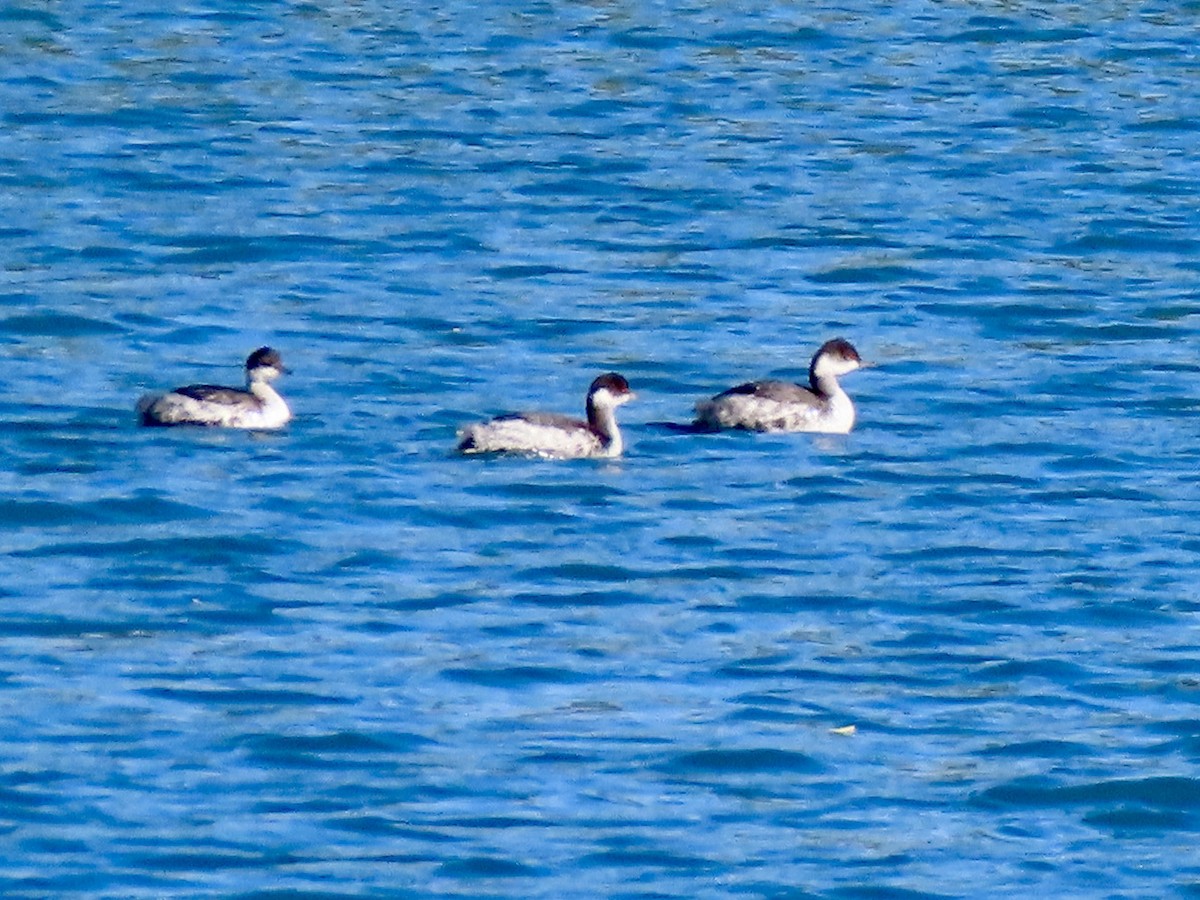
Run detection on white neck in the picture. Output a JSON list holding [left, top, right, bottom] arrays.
[[248, 381, 290, 422], [819, 379, 855, 431], [591, 405, 623, 456]]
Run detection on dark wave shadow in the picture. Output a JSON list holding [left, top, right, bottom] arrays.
[[645, 420, 721, 434]]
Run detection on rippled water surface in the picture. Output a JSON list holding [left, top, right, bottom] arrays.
[[3, 1, 1200, 896]]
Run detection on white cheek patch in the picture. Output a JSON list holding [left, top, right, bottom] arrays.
[[593, 387, 634, 407]]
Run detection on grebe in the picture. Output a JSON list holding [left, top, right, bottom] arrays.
[[137, 346, 292, 429], [457, 373, 635, 458], [693, 338, 862, 433]]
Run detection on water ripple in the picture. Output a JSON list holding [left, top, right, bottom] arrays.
[[2, 1, 1200, 897]]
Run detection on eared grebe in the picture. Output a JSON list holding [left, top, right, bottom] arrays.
[[137, 346, 292, 429], [693, 338, 863, 433], [457, 373, 635, 458]]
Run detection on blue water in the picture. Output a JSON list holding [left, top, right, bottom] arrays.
[[3, 1, 1200, 896]]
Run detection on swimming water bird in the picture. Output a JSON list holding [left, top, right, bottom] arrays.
[[137, 346, 292, 428], [693, 338, 863, 433], [457, 373, 635, 458]]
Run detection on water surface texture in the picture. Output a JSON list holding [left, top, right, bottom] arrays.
[[3, 1, 1200, 896]]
